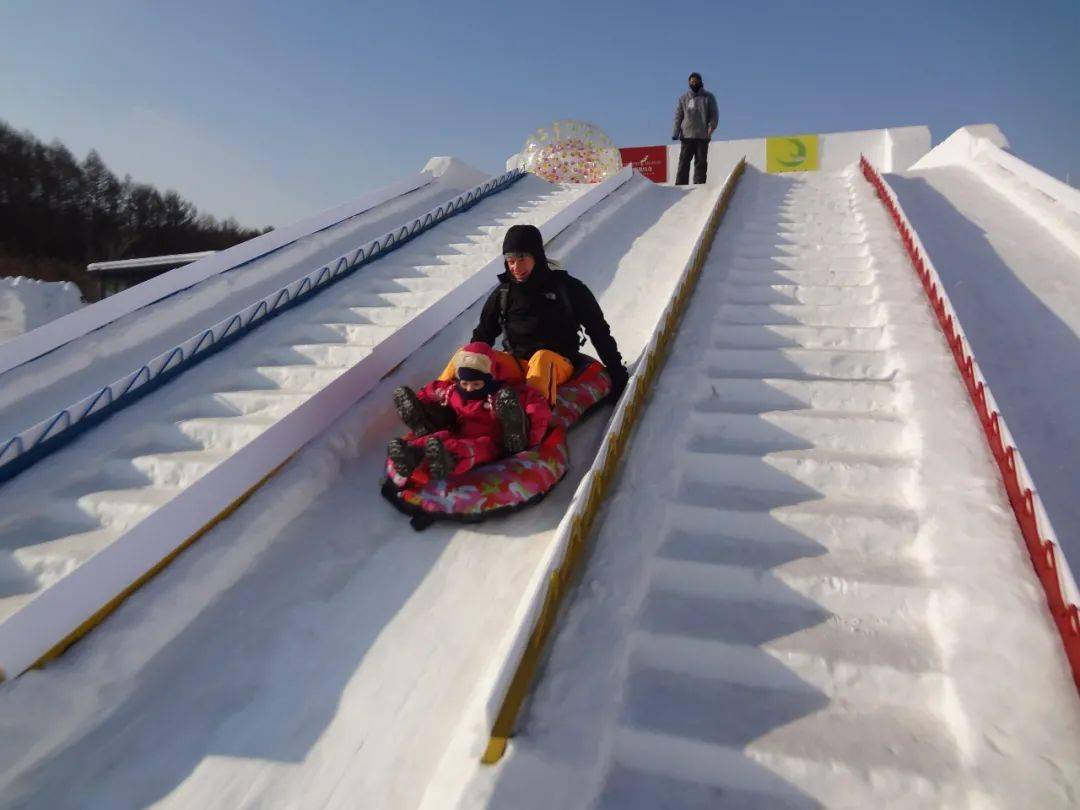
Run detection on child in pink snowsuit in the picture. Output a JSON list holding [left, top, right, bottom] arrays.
[[388, 342, 552, 480]]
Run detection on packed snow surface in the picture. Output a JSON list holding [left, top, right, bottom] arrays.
[[0, 175, 718, 808], [889, 162, 1080, 566], [2, 160, 1078, 810], [0, 277, 83, 344], [0, 173, 590, 624], [445, 167, 1080, 809]]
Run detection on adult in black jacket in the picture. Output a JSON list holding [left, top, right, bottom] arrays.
[[452, 224, 628, 404]]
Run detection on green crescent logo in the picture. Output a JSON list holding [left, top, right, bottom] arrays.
[[777, 138, 807, 168]]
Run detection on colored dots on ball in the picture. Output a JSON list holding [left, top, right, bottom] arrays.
[[520, 120, 622, 184]]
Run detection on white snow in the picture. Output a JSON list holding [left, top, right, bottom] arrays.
[[890, 157, 1080, 569], [0, 277, 83, 344], [0, 145, 1078, 809], [0, 173, 591, 629], [443, 167, 1080, 809], [0, 175, 718, 808]]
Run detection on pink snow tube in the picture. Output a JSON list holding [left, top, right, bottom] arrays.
[[382, 359, 612, 529]]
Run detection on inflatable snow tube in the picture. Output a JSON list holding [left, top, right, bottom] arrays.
[[381, 360, 612, 529]]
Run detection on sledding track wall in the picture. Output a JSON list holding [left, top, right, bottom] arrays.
[[0, 169, 524, 484], [910, 126, 1080, 257], [860, 156, 1080, 694]]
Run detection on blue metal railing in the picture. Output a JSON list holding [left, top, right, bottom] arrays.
[[0, 168, 525, 484]]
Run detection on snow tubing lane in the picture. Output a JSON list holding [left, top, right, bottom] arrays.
[[381, 361, 612, 529]]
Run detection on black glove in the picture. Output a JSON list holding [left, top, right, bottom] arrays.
[[608, 364, 629, 401]]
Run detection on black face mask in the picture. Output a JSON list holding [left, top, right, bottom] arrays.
[[457, 378, 498, 400]]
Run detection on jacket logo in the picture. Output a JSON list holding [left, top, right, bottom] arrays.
[[544, 292, 557, 300]]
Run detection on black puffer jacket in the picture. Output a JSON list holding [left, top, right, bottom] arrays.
[[472, 263, 625, 385]]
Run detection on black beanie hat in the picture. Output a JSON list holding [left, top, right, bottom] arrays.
[[502, 224, 548, 269], [689, 72, 703, 83]]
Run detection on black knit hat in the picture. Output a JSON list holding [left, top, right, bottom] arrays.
[[689, 72, 702, 83], [502, 224, 548, 269]]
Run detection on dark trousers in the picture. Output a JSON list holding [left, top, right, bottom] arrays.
[[676, 138, 709, 185]]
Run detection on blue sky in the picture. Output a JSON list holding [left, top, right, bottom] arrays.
[[2, 0, 1076, 228]]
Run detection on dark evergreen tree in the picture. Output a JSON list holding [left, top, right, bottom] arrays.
[[0, 119, 269, 278]]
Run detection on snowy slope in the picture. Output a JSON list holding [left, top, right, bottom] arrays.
[[888, 163, 1080, 568], [0, 175, 590, 634], [0, 278, 83, 344], [0, 176, 718, 809], [450, 167, 1080, 809]]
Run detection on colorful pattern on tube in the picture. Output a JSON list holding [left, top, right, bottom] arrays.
[[384, 362, 611, 519]]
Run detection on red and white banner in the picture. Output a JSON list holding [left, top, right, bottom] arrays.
[[619, 146, 668, 183]]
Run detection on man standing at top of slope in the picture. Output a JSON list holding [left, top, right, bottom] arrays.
[[672, 71, 718, 185], [439, 224, 628, 406]]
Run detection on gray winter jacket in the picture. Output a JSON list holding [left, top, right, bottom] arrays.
[[673, 88, 718, 140]]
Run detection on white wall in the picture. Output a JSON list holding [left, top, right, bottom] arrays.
[[909, 124, 1009, 170], [664, 125, 930, 183], [911, 125, 1080, 257], [509, 125, 931, 185], [885, 126, 937, 172], [665, 137, 762, 184]]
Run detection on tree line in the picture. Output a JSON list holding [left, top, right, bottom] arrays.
[[0, 119, 270, 297]]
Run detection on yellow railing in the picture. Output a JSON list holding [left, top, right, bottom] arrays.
[[482, 158, 748, 764]]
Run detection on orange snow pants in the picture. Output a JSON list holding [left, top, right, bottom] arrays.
[[439, 349, 573, 404]]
